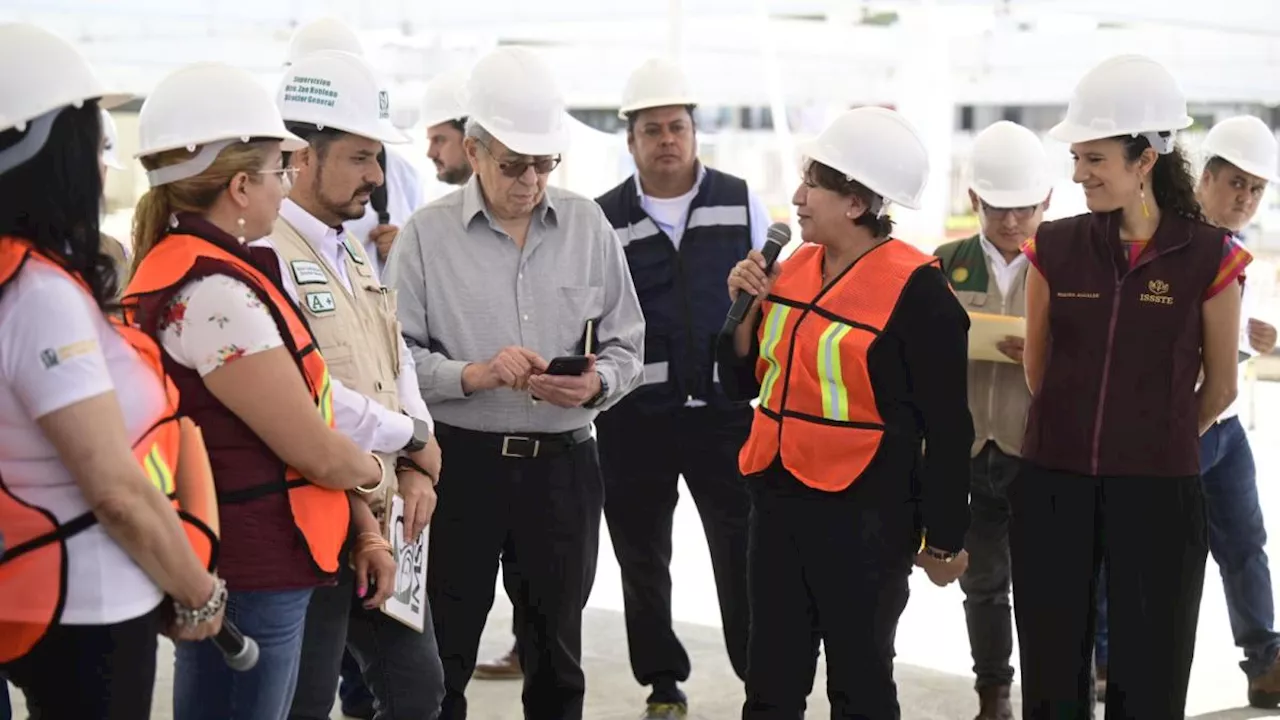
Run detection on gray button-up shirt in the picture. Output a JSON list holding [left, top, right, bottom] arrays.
[[383, 176, 645, 433]]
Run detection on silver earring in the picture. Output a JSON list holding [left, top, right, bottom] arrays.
[[236, 217, 246, 245]]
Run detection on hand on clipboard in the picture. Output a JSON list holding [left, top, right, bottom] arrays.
[[528, 319, 601, 407], [967, 312, 1027, 365]]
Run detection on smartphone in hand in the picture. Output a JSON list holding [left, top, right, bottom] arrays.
[[544, 355, 591, 376]]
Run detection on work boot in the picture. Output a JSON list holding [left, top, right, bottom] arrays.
[[473, 644, 521, 680], [642, 702, 687, 719], [974, 685, 1013, 720], [1095, 664, 1107, 703], [1249, 657, 1280, 708]]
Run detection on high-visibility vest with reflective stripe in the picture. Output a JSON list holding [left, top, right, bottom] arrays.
[[0, 236, 219, 664], [739, 239, 939, 491], [123, 233, 348, 578]]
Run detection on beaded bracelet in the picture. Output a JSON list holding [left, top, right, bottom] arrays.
[[173, 576, 227, 627]]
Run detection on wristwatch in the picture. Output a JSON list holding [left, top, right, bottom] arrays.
[[401, 415, 431, 453], [396, 455, 438, 485], [923, 546, 959, 563], [584, 372, 609, 409]]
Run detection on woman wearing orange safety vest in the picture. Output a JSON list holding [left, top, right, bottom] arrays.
[[0, 24, 223, 719], [123, 63, 387, 720], [719, 107, 974, 718]]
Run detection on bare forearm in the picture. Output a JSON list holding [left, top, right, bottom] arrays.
[[93, 489, 214, 608], [305, 442, 382, 491], [1196, 380, 1237, 435]]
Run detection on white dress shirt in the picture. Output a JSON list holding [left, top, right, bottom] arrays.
[[978, 234, 1029, 298], [251, 199, 433, 454]]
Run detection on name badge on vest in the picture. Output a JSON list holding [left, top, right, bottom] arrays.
[[305, 291, 337, 315], [291, 260, 328, 286], [343, 239, 366, 265]]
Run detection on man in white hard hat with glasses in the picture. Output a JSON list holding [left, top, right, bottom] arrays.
[[933, 120, 1051, 720], [250, 49, 446, 720], [1093, 114, 1280, 709], [286, 17, 424, 278], [589, 56, 769, 720], [383, 46, 645, 720]]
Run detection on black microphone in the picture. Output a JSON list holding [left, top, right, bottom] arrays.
[[371, 148, 391, 225], [212, 619, 259, 671], [722, 222, 791, 334]]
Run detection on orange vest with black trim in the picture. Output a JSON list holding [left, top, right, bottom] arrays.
[[739, 240, 940, 491], [0, 236, 219, 664], [123, 233, 349, 581]]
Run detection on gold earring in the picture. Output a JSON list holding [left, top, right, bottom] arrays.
[[1140, 180, 1150, 219]]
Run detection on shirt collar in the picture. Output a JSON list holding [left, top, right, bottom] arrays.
[[979, 232, 1027, 270], [462, 174, 558, 228], [279, 199, 347, 257], [634, 161, 706, 200]]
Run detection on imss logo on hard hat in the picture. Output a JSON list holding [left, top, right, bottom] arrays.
[[378, 90, 389, 119]]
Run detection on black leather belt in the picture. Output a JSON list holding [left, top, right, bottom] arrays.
[[434, 423, 593, 459]]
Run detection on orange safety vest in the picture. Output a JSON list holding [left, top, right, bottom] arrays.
[[0, 236, 219, 664], [738, 239, 939, 491], [123, 233, 349, 579]]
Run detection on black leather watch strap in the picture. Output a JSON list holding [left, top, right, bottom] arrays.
[[395, 455, 437, 485]]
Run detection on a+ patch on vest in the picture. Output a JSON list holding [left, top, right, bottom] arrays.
[[291, 260, 327, 286], [306, 291, 337, 314]]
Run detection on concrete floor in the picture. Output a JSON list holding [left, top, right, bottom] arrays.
[[15, 383, 1280, 718]]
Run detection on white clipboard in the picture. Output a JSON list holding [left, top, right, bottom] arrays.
[[968, 311, 1025, 364], [380, 494, 429, 632]]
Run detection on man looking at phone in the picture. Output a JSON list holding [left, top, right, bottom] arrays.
[[383, 46, 644, 720]]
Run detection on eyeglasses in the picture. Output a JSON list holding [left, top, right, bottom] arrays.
[[260, 166, 300, 189], [478, 139, 561, 178], [980, 200, 1039, 220]]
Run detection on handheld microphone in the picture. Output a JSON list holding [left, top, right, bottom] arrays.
[[372, 148, 391, 225], [213, 619, 260, 671], [722, 222, 791, 334]]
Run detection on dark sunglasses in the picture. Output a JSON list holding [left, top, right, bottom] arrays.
[[478, 139, 561, 178]]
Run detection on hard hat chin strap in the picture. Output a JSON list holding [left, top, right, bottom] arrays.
[[1137, 131, 1176, 156], [0, 107, 63, 178], [146, 138, 237, 188]]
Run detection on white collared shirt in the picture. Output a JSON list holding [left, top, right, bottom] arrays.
[[251, 200, 433, 452], [979, 234, 1029, 298]]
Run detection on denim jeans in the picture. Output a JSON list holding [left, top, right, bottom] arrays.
[[1096, 416, 1280, 677], [174, 587, 314, 720], [960, 442, 1020, 690]]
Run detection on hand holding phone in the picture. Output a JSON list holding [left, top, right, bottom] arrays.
[[544, 355, 591, 376]]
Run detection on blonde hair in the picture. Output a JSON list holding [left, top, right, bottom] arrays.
[[131, 141, 276, 275]]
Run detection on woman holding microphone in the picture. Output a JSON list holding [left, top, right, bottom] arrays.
[[721, 106, 973, 718], [122, 62, 388, 720], [0, 24, 222, 718], [1013, 54, 1248, 718]]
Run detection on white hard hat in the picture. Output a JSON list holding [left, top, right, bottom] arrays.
[[969, 121, 1053, 208], [799, 107, 929, 211], [463, 46, 570, 156], [1202, 115, 1279, 184], [1049, 55, 1192, 148], [279, 50, 408, 145], [0, 23, 129, 134], [618, 57, 697, 120], [137, 62, 305, 186], [287, 17, 363, 65], [101, 109, 124, 170], [420, 68, 469, 129]]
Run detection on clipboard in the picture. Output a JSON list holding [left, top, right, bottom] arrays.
[[380, 495, 428, 632], [968, 311, 1026, 364]]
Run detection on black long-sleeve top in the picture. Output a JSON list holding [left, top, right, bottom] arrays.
[[718, 264, 974, 552]]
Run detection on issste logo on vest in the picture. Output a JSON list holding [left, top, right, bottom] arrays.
[[1140, 279, 1173, 305]]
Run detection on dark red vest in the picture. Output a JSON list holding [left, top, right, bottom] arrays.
[[1023, 211, 1227, 477]]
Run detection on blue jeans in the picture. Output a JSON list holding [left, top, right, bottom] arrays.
[[174, 587, 313, 720], [1097, 416, 1280, 677]]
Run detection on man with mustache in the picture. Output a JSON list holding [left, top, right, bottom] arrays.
[[590, 57, 771, 720], [255, 49, 447, 720], [1094, 114, 1280, 709], [421, 68, 474, 189]]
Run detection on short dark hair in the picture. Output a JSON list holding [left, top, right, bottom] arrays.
[[0, 102, 117, 308], [284, 121, 346, 164], [1204, 155, 1233, 177], [625, 104, 697, 135], [805, 161, 895, 238], [447, 118, 466, 134]]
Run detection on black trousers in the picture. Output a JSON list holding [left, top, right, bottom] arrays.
[[596, 403, 752, 703], [742, 464, 915, 720], [428, 425, 604, 720], [288, 562, 445, 720], [3, 604, 162, 720], [960, 442, 1019, 691], [1010, 463, 1207, 719]]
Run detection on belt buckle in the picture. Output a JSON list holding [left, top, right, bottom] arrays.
[[502, 436, 540, 458]]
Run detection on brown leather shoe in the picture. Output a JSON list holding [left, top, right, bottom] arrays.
[[974, 685, 1013, 720], [473, 644, 522, 680], [1249, 657, 1280, 708]]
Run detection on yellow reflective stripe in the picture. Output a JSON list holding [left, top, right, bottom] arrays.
[[817, 322, 854, 421], [318, 368, 334, 426], [757, 304, 791, 410], [143, 444, 175, 495]]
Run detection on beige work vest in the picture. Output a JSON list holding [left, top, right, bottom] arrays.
[[269, 217, 404, 513]]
